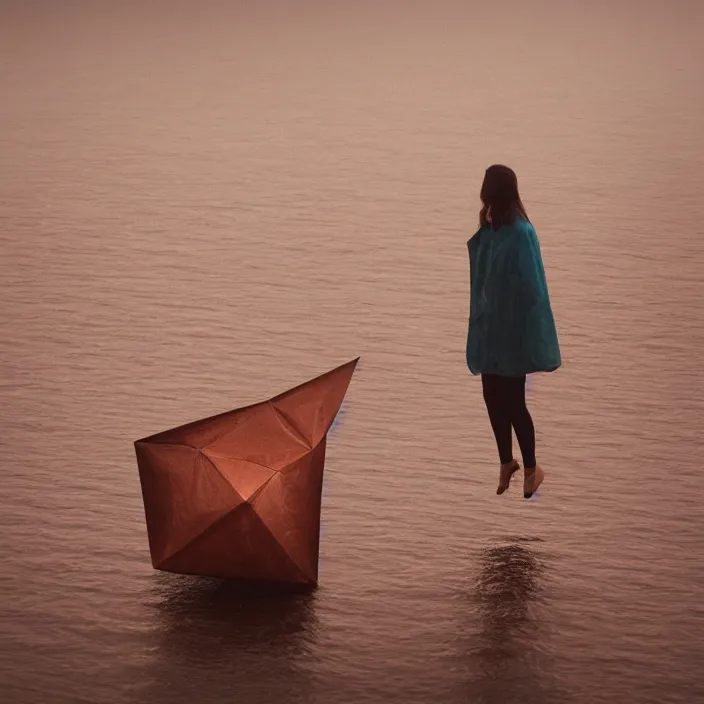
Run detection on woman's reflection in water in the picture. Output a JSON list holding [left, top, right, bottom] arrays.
[[476, 541, 543, 654], [140, 575, 318, 704], [456, 539, 561, 704]]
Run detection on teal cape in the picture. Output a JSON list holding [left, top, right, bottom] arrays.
[[466, 216, 561, 376]]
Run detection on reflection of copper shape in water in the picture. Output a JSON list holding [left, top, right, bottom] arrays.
[[134, 358, 359, 586]]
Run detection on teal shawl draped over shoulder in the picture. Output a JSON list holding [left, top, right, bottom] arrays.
[[466, 216, 561, 376]]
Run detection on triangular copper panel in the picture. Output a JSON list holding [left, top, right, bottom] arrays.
[[270, 358, 358, 448], [252, 439, 327, 584], [204, 453, 276, 501], [136, 443, 243, 566], [204, 402, 309, 470], [137, 407, 250, 449], [160, 503, 307, 583]]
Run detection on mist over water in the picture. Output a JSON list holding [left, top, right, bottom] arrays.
[[2, 2, 703, 702]]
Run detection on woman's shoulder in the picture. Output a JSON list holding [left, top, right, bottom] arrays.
[[511, 215, 536, 235], [468, 217, 535, 246], [507, 217, 539, 248], [467, 225, 488, 247]]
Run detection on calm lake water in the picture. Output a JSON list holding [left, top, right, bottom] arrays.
[[1, 2, 703, 703]]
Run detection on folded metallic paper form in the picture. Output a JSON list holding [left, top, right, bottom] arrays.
[[134, 358, 358, 586]]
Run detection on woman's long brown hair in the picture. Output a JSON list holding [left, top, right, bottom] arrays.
[[479, 165, 529, 230]]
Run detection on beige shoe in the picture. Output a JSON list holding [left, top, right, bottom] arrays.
[[523, 465, 545, 499], [496, 460, 520, 495]]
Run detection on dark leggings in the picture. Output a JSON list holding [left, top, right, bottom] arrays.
[[481, 374, 536, 469]]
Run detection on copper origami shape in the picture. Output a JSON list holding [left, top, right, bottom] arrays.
[[135, 358, 358, 586]]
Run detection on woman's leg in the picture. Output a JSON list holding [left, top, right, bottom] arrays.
[[504, 375, 544, 497], [481, 374, 514, 465], [505, 375, 537, 469]]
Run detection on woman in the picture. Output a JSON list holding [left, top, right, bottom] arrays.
[[466, 165, 561, 498]]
